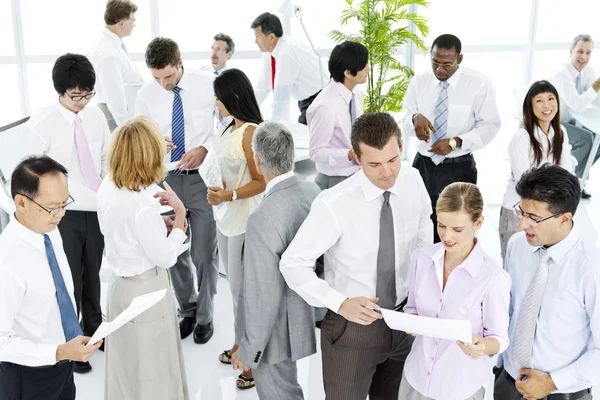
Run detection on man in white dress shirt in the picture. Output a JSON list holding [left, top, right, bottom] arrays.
[[0, 156, 102, 400], [23, 53, 109, 374], [135, 37, 219, 344], [550, 34, 600, 199], [280, 112, 433, 400], [199, 33, 235, 76], [89, 0, 143, 131], [402, 34, 501, 243], [251, 12, 328, 124]]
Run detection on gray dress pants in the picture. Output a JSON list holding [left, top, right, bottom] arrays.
[[165, 172, 219, 325], [565, 122, 600, 178]]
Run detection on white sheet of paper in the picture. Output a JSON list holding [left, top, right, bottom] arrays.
[[165, 161, 179, 172], [87, 289, 167, 346], [145, 184, 173, 214], [198, 150, 228, 221], [380, 308, 472, 344]]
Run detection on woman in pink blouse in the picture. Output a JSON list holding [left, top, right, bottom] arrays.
[[398, 182, 511, 400]]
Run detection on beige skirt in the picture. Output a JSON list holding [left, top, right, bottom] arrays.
[[104, 267, 189, 400]]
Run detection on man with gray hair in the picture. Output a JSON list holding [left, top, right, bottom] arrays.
[[551, 34, 600, 199], [231, 121, 319, 400], [200, 33, 235, 76]]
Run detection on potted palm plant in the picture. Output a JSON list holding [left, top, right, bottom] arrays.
[[330, 0, 429, 113]]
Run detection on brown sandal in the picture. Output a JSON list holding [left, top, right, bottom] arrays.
[[236, 373, 255, 390], [218, 350, 232, 364]]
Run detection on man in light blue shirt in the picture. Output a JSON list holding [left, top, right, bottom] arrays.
[[495, 164, 600, 400]]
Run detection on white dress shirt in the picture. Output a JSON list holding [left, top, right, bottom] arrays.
[[24, 102, 109, 212], [401, 66, 501, 157], [501, 227, 600, 393], [199, 64, 229, 76], [135, 67, 216, 164], [0, 217, 76, 367], [89, 27, 144, 124], [264, 171, 295, 195], [280, 166, 433, 314], [502, 126, 573, 208], [550, 62, 600, 123], [254, 35, 329, 121], [96, 179, 188, 277], [307, 81, 363, 176]]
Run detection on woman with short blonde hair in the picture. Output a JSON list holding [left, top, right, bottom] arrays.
[[98, 116, 190, 399], [398, 182, 511, 400]]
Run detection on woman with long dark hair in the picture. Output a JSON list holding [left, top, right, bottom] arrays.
[[207, 68, 266, 390], [499, 80, 572, 262]]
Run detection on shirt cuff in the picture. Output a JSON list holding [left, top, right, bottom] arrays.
[[550, 365, 578, 391], [326, 290, 349, 315], [403, 305, 417, 314], [485, 335, 509, 355], [457, 134, 472, 151], [42, 344, 60, 366]]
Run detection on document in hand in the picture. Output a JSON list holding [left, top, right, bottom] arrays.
[[198, 149, 227, 220], [87, 289, 167, 346], [380, 308, 472, 344]]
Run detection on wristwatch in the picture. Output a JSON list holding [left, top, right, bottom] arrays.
[[448, 138, 457, 151], [231, 190, 237, 202]]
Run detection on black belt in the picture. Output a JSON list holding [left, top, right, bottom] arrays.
[[171, 169, 199, 176], [1, 360, 71, 370], [439, 153, 474, 164], [504, 370, 591, 399]]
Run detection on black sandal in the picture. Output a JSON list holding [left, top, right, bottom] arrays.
[[236, 373, 255, 390], [218, 350, 232, 364]]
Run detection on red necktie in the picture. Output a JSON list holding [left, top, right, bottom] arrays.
[[271, 55, 276, 91]]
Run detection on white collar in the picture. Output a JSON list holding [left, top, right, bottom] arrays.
[[265, 171, 295, 195]]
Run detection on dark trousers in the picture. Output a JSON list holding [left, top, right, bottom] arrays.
[[297, 91, 321, 125], [0, 361, 75, 400], [321, 310, 414, 400], [58, 210, 104, 336], [494, 368, 592, 400], [412, 153, 478, 243]]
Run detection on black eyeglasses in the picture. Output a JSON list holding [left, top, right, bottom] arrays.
[[19, 194, 75, 215], [512, 202, 563, 226], [67, 92, 96, 102]]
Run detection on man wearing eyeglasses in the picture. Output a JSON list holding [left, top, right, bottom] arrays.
[[401, 34, 501, 243], [0, 156, 102, 400], [494, 164, 599, 400], [23, 53, 109, 374]]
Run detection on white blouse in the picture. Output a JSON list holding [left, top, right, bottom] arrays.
[[97, 178, 188, 277], [502, 125, 573, 209], [215, 122, 263, 237]]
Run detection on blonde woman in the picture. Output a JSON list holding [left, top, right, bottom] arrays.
[[97, 116, 188, 399], [399, 183, 511, 400]]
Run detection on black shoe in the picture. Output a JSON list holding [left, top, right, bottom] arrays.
[[582, 190, 592, 199], [193, 322, 214, 344], [74, 361, 92, 374], [315, 320, 322, 329], [179, 317, 196, 340], [98, 341, 105, 352]]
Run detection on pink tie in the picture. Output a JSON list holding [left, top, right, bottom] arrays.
[[74, 115, 102, 192]]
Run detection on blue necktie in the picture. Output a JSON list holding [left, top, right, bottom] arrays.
[[44, 234, 83, 342], [430, 81, 449, 165], [171, 86, 185, 175], [214, 70, 219, 76], [575, 74, 584, 127]]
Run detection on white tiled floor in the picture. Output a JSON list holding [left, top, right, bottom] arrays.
[[75, 153, 600, 400]]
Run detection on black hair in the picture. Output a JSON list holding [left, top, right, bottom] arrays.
[[515, 163, 580, 215], [351, 112, 402, 158], [11, 155, 68, 200], [52, 53, 96, 95], [250, 12, 283, 37], [214, 68, 263, 129], [329, 41, 369, 83], [145, 37, 181, 69], [431, 34, 462, 55], [214, 33, 235, 54]]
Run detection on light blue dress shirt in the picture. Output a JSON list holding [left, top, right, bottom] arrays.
[[499, 226, 600, 393]]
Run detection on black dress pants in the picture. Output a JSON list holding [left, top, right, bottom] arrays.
[[412, 153, 478, 243], [58, 210, 104, 336], [0, 361, 75, 400]]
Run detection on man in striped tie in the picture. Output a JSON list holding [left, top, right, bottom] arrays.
[[402, 34, 501, 242], [0, 156, 102, 400], [550, 34, 600, 200], [495, 164, 598, 400], [135, 37, 219, 345]]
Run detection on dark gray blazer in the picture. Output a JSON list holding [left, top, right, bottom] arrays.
[[237, 175, 320, 369]]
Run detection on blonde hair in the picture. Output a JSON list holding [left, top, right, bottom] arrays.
[[436, 182, 483, 222], [108, 116, 166, 192]]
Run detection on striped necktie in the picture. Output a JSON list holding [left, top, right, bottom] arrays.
[[171, 86, 185, 175], [511, 247, 550, 371], [430, 81, 449, 165]]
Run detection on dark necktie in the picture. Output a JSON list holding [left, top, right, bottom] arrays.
[[44, 234, 83, 341], [376, 191, 396, 309], [171, 85, 185, 175], [349, 93, 357, 126]]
